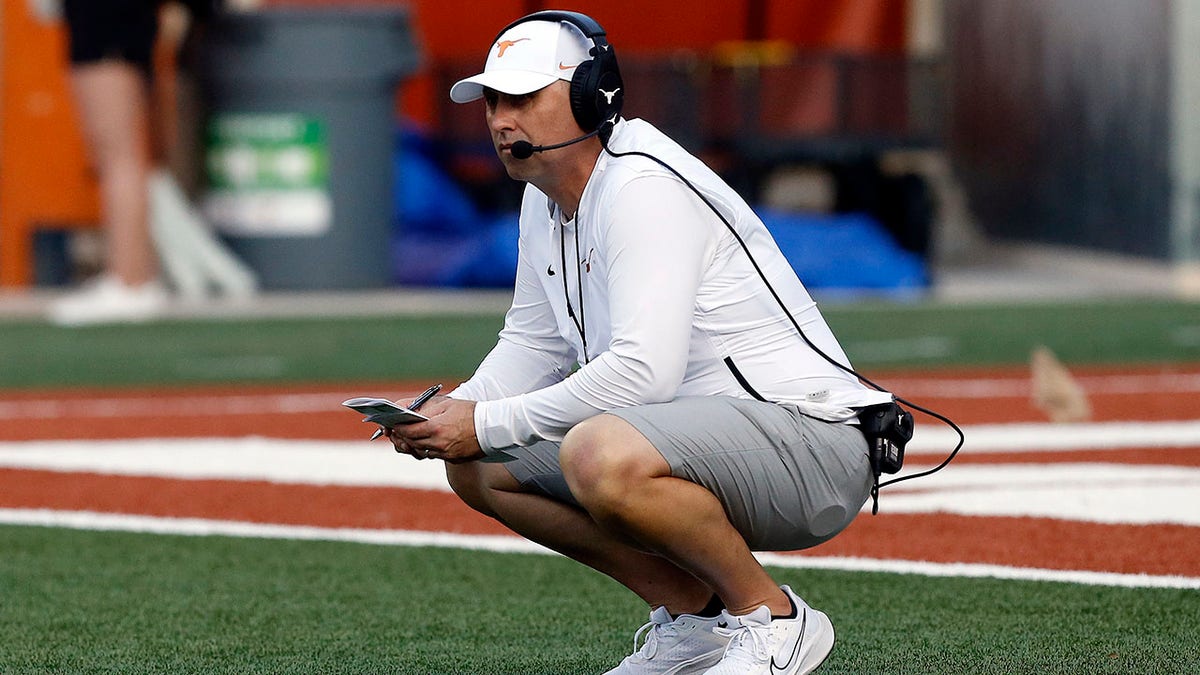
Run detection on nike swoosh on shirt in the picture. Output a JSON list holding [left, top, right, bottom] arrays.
[[558, 61, 579, 70], [770, 610, 806, 674]]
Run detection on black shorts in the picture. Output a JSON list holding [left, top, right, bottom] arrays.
[[63, 0, 161, 73]]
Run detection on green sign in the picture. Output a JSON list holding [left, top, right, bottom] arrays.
[[204, 113, 332, 236]]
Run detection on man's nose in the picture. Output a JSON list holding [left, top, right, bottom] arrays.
[[488, 103, 516, 132]]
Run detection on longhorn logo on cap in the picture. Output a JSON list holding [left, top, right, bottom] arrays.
[[495, 38, 530, 57]]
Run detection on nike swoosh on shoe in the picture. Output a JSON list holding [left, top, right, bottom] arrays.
[[769, 610, 806, 674]]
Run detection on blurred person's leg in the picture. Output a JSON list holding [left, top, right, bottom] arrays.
[[51, 0, 168, 325], [70, 60, 157, 288]]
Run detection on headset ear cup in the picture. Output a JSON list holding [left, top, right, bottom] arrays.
[[569, 53, 622, 132], [595, 64, 623, 124], [569, 60, 599, 131]]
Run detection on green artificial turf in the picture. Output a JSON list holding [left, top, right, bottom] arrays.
[[825, 298, 1200, 370], [3, 297, 1199, 673], [0, 314, 503, 389], [1, 525, 1196, 674], [1, 298, 1199, 390]]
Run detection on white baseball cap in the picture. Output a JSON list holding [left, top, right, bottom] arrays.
[[449, 20, 592, 104]]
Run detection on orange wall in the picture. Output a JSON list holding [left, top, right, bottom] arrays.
[[268, 0, 906, 53], [765, 0, 908, 52], [265, 1, 907, 126]]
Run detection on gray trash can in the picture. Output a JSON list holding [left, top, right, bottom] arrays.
[[199, 7, 420, 290]]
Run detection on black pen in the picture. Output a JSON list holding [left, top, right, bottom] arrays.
[[410, 383, 443, 410], [371, 384, 443, 441]]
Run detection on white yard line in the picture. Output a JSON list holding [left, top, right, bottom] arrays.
[[0, 422, 1196, 485], [879, 463, 1200, 525], [1, 508, 1195, 590], [1, 426, 1198, 525], [0, 437, 453, 490]]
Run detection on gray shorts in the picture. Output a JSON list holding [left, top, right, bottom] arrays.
[[503, 396, 873, 552]]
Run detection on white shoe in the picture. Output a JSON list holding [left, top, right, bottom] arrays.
[[49, 275, 170, 327], [603, 606, 730, 674], [702, 586, 834, 675]]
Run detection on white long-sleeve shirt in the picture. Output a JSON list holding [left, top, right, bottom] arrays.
[[451, 118, 892, 455]]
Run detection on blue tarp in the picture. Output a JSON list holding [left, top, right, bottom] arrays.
[[392, 126, 926, 296], [757, 209, 927, 296]]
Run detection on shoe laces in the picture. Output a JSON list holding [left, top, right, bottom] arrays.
[[714, 620, 776, 663], [630, 617, 683, 660]]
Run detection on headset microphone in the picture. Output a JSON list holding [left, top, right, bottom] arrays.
[[510, 127, 602, 159]]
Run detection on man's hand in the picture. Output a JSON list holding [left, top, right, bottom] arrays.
[[386, 397, 485, 464]]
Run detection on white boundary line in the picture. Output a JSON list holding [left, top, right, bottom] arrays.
[[880, 372, 1200, 398], [1, 508, 1196, 590], [3, 370, 1200, 420], [907, 419, 1200, 453], [0, 392, 378, 420], [754, 553, 1200, 590]]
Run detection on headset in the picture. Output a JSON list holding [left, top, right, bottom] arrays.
[[497, 11, 964, 511], [495, 10, 625, 136]]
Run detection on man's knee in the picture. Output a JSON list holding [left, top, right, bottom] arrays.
[[445, 462, 518, 518], [560, 414, 666, 510]]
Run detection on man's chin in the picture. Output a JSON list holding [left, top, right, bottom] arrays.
[[499, 158, 528, 181]]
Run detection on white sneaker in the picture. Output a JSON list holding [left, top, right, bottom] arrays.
[[604, 606, 730, 674], [703, 586, 835, 675], [49, 275, 170, 327]]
